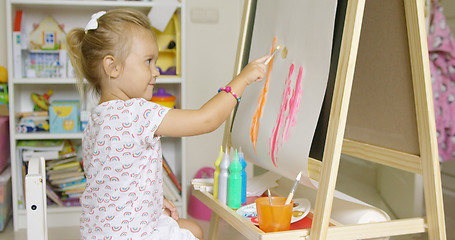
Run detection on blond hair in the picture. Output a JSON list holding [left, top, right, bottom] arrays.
[[66, 8, 155, 96]]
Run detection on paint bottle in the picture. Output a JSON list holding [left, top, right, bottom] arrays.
[[238, 147, 247, 204], [227, 149, 242, 209], [213, 146, 224, 198], [217, 146, 230, 204]]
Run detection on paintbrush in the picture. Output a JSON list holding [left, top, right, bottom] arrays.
[[267, 188, 272, 205], [264, 45, 282, 65], [285, 171, 302, 205]]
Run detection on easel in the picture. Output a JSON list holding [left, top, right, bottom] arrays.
[[192, 0, 447, 239]]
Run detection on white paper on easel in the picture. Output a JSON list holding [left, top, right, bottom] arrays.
[[148, 0, 178, 32], [231, 0, 337, 190]]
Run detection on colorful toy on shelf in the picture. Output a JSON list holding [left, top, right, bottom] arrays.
[[0, 66, 7, 83], [16, 115, 49, 133], [27, 15, 68, 78], [31, 90, 53, 111], [0, 85, 8, 105], [156, 66, 176, 76], [153, 14, 180, 76], [151, 88, 176, 108], [0, 67, 8, 115], [167, 40, 176, 50], [49, 100, 80, 133], [16, 111, 49, 133]]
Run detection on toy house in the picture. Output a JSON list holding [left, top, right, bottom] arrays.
[[26, 15, 67, 78], [29, 15, 66, 51]]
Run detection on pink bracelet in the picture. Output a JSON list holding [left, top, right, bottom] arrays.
[[218, 86, 241, 103]]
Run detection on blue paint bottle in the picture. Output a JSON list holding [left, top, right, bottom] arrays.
[[238, 147, 247, 204]]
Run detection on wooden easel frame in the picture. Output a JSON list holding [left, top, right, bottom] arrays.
[[192, 0, 447, 239]]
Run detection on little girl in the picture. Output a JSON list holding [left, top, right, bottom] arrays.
[[67, 9, 267, 239]]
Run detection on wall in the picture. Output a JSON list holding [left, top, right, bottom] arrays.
[[184, 0, 243, 186]]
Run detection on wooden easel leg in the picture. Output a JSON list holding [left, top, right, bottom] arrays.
[[422, 161, 447, 240], [403, 0, 447, 239], [208, 212, 220, 240], [309, 0, 366, 239]]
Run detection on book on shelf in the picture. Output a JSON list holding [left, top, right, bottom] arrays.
[[162, 155, 182, 193], [57, 178, 86, 189], [13, 140, 83, 208], [62, 186, 85, 194], [47, 165, 80, 175], [48, 171, 84, 181], [15, 140, 63, 208], [48, 160, 80, 171], [46, 183, 64, 207], [49, 175, 85, 186], [45, 155, 85, 207], [163, 171, 182, 202], [16, 111, 48, 118], [60, 197, 81, 207], [162, 181, 174, 201], [22, 140, 77, 161], [17, 139, 65, 152], [45, 156, 79, 170], [22, 150, 59, 162], [55, 182, 86, 192]]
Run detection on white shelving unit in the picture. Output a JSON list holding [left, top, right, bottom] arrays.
[[6, 0, 186, 231]]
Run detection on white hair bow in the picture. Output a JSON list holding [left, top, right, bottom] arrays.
[[84, 11, 106, 32]]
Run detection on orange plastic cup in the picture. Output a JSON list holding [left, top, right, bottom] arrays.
[[255, 196, 293, 232]]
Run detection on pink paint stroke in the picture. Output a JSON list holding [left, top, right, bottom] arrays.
[[269, 65, 303, 167], [284, 66, 303, 141]]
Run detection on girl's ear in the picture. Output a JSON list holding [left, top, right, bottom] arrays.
[[103, 55, 120, 79]]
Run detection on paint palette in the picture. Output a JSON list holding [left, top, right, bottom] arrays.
[[236, 198, 311, 225]]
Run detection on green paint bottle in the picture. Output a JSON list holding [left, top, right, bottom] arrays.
[[227, 149, 242, 209]]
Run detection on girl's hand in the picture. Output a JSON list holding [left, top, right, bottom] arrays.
[[236, 55, 269, 85], [163, 198, 179, 221]]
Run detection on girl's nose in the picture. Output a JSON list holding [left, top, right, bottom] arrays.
[[153, 67, 161, 78]]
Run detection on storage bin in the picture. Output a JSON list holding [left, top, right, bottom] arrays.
[[0, 116, 10, 173], [0, 167, 12, 231]]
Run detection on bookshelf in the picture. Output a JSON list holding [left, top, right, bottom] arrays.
[[6, 0, 187, 231]]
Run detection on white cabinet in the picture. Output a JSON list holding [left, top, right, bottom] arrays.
[[6, 0, 186, 230]]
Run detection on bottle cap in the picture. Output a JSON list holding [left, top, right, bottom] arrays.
[[151, 88, 176, 102]]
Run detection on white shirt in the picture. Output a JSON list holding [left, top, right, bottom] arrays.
[[80, 98, 170, 239]]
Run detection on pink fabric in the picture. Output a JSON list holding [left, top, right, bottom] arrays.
[[428, 1, 455, 162]]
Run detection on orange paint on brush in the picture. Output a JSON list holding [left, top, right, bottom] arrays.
[[250, 37, 277, 154]]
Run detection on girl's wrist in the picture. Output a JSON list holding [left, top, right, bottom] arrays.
[[218, 86, 241, 103]]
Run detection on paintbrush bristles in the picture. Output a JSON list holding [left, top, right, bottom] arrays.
[[264, 45, 282, 65], [284, 171, 302, 205]]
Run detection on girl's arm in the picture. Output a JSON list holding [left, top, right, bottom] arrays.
[[156, 55, 268, 137]]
